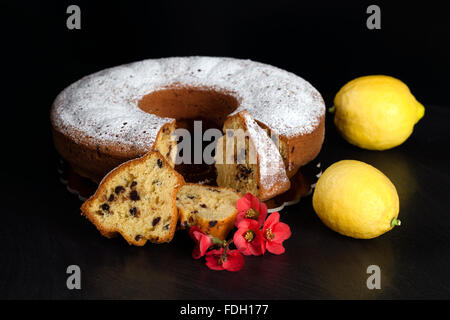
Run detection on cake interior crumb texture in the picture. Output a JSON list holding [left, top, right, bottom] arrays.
[[216, 116, 259, 196], [215, 111, 290, 201], [177, 184, 240, 222], [81, 152, 184, 245], [176, 184, 240, 240]]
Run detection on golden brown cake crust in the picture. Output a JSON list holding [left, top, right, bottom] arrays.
[[52, 121, 176, 184], [278, 113, 325, 178], [51, 57, 325, 199], [81, 151, 185, 246]]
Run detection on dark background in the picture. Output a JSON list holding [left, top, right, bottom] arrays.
[[1, 0, 449, 300], [2, 0, 449, 184]]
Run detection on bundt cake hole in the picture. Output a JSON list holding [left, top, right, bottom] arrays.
[[138, 87, 238, 124], [138, 87, 239, 184]]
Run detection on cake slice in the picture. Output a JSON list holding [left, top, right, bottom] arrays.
[[176, 184, 241, 240], [153, 121, 178, 167], [215, 111, 290, 201], [81, 151, 185, 246]]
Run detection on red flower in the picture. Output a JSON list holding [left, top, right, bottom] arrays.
[[235, 193, 268, 227], [233, 219, 266, 256], [189, 226, 212, 259], [205, 248, 244, 272], [262, 212, 291, 255]]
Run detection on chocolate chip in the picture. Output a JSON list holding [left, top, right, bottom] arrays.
[[207, 188, 220, 193], [152, 217, 161, 226], [187, 195, 195, 199], [135, 235, 142, 241], [209, 220, 218, 227], [188, 217, 194, 224], [129, 207, 139, 217], [236, 164, 253, 180], [157, 159, 163, 168], [291, 146, 295, 153], [200, 204, 207, 208], [130, 181, 137, 188], [101, 203, 109, 211], [191, 210, 198, 214], [108, 194, 114, 202], [130, 190, 140, 201], [238, 165, 253, 175], [115, 186, 125, 194], [164, 224, 170, 230]]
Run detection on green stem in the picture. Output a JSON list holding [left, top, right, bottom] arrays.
[[391, 217, 402, 227], [211, 236, 226, 246]]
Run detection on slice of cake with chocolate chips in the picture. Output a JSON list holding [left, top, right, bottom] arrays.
[[215, 111, 290, 201], [176, 184, 241, 240], [81, 151, 185, 246]]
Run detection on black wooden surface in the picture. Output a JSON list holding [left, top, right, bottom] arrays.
[[1, 106, 449, 300]]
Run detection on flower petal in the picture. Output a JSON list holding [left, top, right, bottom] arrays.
[[250, 194, 261, 211], [236, 195, 251, 213], [248, 230, 266, 256], [199, 235, 212, 254], [205, 249, 225, 270], [223, 250, 245, 272], [264, 212, 280, 230], [234, 211, 249, 227], [272, 222, 291, 241], [233, 229, 251, 255], [258, 202, 268, 225], [236, 218, 260, 230], [189, 226, 204, 240], [266, 241, 285, 255]]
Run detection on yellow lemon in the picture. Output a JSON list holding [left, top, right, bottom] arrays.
[[312, 160, 400, 239], [333, 75, 425, 150]]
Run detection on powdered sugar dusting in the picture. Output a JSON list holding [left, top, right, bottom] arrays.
[[51, 57, 325, 153], [241, 111, 290, 192]]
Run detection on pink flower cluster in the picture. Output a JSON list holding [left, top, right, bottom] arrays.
[[189, 193, 291, 272]]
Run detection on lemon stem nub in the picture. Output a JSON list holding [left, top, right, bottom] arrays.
[[391, 218, 401, 227], [328, 106, 336, 113]]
